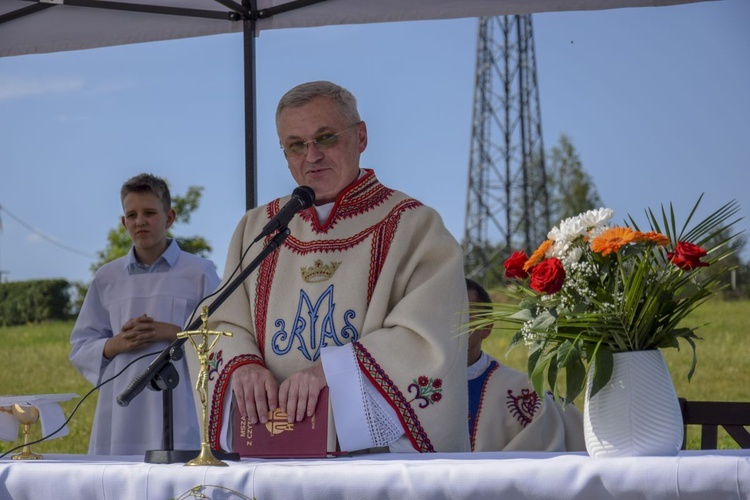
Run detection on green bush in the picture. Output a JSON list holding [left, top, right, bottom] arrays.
[[0, 279, 73, 326]]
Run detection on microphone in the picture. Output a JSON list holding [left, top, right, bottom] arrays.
[[253, 186, 315, 243]]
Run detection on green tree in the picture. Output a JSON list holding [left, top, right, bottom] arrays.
[[702, 227, 748, 299], [547, 133, 602, 223]]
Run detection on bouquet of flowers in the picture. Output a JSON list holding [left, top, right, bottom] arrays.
[[472, 195, 742, 405]]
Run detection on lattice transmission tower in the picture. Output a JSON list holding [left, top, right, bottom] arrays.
[[463, 15, 551, 284]]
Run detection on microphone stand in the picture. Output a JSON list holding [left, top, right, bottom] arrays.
[[117, 228, 291, 464]]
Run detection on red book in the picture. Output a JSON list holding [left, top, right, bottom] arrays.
[[232, 387, 336, 458]]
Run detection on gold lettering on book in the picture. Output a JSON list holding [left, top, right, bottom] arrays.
[[246, 421, 253, 447], [265, 408, 295, 435], [239, 415, 253, 446]]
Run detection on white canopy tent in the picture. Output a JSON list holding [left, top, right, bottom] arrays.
[[0, 0, 709, 208]]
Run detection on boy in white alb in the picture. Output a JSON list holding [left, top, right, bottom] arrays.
[[70, 173, 220, 455], [466, 279, 585, 451]]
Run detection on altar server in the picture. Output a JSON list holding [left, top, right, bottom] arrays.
[[466, 278, 586, 452], [70, 173, 220, 455]]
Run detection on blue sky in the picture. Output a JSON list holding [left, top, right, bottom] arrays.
[[0, 0, 748, 284]]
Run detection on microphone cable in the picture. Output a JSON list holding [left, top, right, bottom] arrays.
[[184, 235, 261, 329]]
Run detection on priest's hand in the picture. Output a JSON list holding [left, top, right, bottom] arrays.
[[232, 363, 280, 425], [279, 364, 327, 423]]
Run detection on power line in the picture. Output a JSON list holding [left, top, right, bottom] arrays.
[[0, 203, 96, 258]]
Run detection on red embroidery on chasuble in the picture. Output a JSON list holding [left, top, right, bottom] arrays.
[[367, 199, 420, 302], [283, 197, 423, 307], [254, 246, 282, 355], [264, 197, 282, 221], [208, 354, 265, 450], [470, 362, 499, 450], [353, 342, 435, 453], [296, 171, 395, 233], [506, 387, 540, 428], [332, 176, 392, 223]]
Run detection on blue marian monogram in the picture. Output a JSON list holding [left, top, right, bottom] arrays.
[[271, 284, 359, 360]]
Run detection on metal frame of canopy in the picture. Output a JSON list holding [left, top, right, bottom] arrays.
[[0, 0, 327, 211]]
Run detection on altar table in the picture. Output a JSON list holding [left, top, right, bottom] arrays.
[[1, 450, 748, 499]]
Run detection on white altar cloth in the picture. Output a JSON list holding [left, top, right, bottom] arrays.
[[1, 450, 748, 499]]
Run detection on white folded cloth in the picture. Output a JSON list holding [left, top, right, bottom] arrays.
[[0, 393, 79, 442]]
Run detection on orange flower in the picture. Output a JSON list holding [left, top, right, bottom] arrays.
[[634, 231, 671, 247], [590, 227, 637, 256], [523, 239, 553, 271]]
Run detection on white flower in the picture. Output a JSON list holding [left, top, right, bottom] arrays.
[[561, 247, 583, 266], [578, 208, 615, 229], [548, 208, 615, 247], [548, 216, 587, 243], [548, 240, 569, 259]]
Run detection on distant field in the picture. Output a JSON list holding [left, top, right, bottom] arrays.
[[1, 299, 748, 455]]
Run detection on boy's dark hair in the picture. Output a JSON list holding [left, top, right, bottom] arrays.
[[466, 278, 492, 305], [121, 173, 171, 213]]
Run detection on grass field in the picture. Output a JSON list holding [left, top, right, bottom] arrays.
[[1, 299, 748, 456]]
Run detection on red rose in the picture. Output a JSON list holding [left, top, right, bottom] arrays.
[[503, 250, 529, 279], [529, 258, 565, 294], [668, 241, 710, 270]]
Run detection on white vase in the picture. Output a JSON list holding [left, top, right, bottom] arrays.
[[583, 350, 684, 458]]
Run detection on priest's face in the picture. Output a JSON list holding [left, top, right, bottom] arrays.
[[277, 96, 367, 205]]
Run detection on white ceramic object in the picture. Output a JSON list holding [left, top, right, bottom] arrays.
[[584, 350, 684, 457]]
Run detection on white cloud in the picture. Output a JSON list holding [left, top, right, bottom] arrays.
[[0, 77, 85, 100]]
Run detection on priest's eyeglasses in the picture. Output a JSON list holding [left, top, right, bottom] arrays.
[[281, 122, 360, 157]]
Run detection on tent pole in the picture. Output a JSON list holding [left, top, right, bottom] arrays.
[[243, 13, 258, 211]]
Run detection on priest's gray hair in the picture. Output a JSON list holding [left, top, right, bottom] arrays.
[[276, 80, 361, 127]]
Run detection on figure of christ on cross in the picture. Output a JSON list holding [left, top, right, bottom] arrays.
[[178, 306, 233, 466]]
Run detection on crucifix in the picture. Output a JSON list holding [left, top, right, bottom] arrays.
[[178, 305, 232, 467]]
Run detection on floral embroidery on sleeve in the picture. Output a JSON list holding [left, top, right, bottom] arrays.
[[407, 376, 443, 409], [207, 349, 224, 381]]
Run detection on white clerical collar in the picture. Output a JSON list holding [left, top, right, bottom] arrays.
[[467, 351, 492, 380]]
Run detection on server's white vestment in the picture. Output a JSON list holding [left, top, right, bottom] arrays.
[[469, 352, 585, 452], [70, 241, 219, 455]]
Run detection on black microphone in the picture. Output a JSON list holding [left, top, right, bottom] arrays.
[[253, 186, 315, 243]]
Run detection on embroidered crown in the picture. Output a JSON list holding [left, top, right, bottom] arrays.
[[300, 260, 341, 283]]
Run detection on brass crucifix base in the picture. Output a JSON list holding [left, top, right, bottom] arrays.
[[185, 442, 228, 467]]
